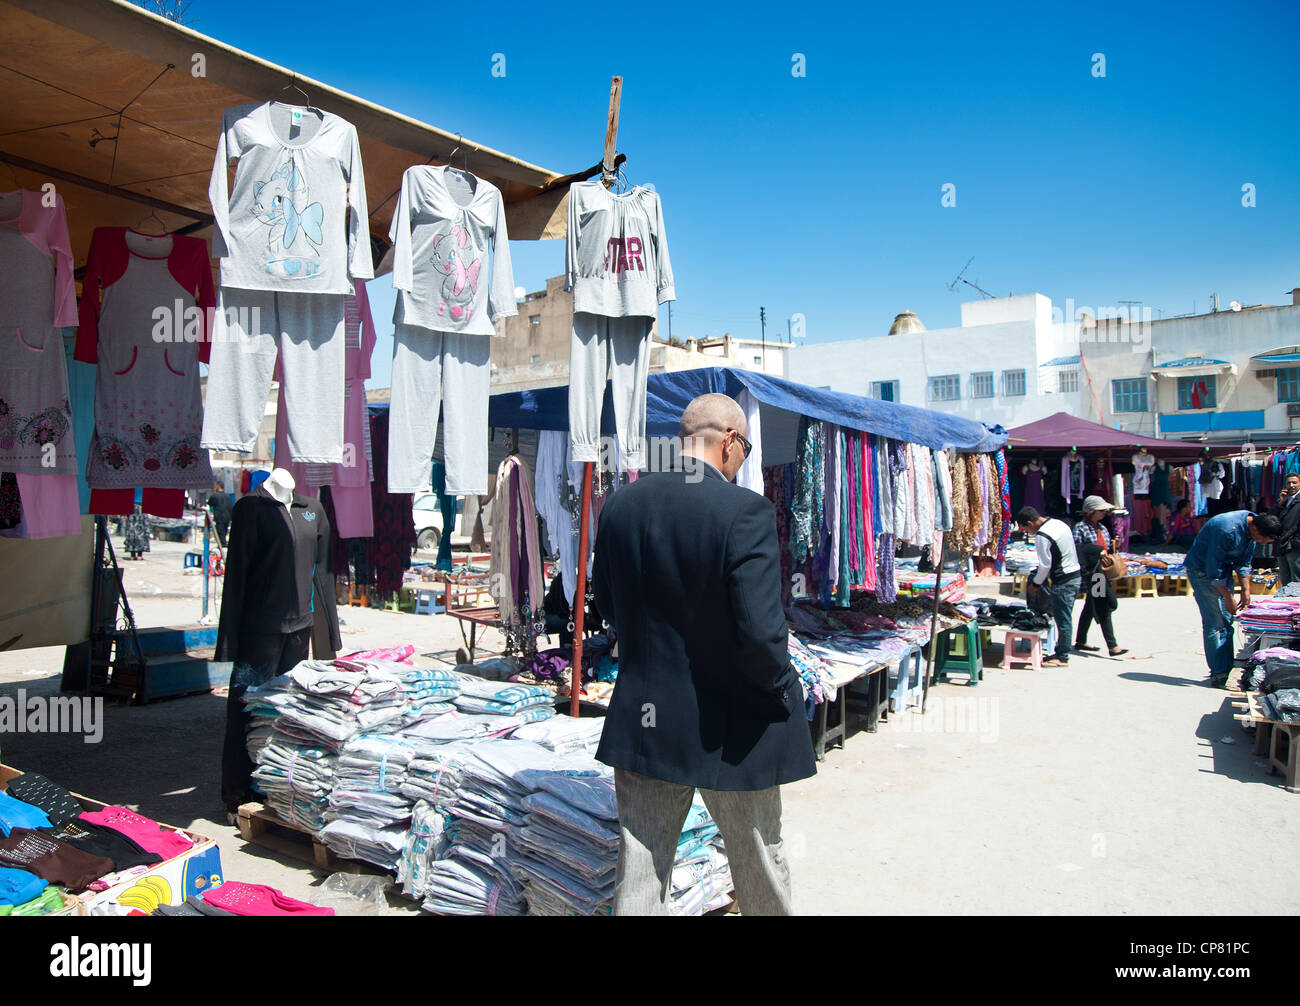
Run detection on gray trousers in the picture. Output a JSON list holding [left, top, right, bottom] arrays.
[[201, 287, 346, 464], [612, 768, 794, 916], [389, 324, 491, 496], [568, 313, 653, 470]]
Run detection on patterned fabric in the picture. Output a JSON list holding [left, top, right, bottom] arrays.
[[949, 453, 970, 554], [994, 449, 1012, 567], [763, 464, 795, 606], [790, 418, 824, 563]]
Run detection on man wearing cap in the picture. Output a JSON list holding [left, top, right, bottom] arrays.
[[1015, 505, 1081, 668], [1073, 496, 1128, 657]]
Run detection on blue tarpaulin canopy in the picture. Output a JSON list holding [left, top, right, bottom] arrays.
[[488, 367, 1006, 456]]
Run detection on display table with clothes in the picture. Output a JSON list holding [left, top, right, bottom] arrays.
[[0, 764, 222, 916]]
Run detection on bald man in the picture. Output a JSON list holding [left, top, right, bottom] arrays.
[[592, 393, 816, 916]]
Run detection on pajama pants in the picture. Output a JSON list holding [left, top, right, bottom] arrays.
[[220, 627, 312, 810], [568, 312, 653, 470], [612, 768, 794, 916], [201, 287, 347, 464], [388, 324, 490, 496]]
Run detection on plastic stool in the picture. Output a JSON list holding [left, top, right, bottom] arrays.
[[888, 645, 925, 712], [183, 552, 203, 569], [1133, 574, 1159, 599], [1001, 630, 1043, 670], [1112, 577, 1133, 598], [933, 622, 983, 685], [414, 587, 445, 616], [1011, 574, 1028, 594]]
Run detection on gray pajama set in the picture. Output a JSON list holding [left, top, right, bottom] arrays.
[[388, 166, 515, 496], [566, 182, 674, 470], [202, 101, 373, 464]]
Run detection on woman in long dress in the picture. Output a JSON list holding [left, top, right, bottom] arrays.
[[122, 503, 150, 560]]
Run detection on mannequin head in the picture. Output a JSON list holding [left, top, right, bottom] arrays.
[[266, 468, 295, 505]]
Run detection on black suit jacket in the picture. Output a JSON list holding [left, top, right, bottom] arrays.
[[592, 461, 816, 791], [1270, 496, 1300, 554]]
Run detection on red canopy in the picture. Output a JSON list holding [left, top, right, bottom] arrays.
[[1006, 412, 1236, 461]]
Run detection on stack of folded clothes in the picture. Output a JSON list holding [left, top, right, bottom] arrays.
[[243, 660, 416, 834], [1236, 597, 1300, 634], [510, 715, 605, 756], [250, 741, 336, 831], [453, 674, 556, 722], [334, 656, 461, 728], [320, 729, 453, 870]]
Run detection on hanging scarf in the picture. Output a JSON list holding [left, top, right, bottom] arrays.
[[790, 418, 824, 563]]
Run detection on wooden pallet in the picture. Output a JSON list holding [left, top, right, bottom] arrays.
[[235, 802, 387, 874]]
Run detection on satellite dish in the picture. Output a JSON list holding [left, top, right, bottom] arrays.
[[1229, 300, 1242, 312], [513, 286, 526, 301]]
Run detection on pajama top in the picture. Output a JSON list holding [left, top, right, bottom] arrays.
[[76, 228, 216, 489], [209, 101, 373, 294], [0, 189, 78, 475], [565, 181, 674, 319], [389, 165, 516, 335]]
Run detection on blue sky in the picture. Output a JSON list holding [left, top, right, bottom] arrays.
[[184, 0, 1300, 387]]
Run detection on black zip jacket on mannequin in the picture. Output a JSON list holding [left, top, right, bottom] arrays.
[[215, 485, 341, 661]]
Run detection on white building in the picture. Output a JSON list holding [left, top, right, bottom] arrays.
[[789, 290, 1300, 444]]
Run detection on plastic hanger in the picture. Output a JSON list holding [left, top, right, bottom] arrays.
[[134, 206, 167, 235]]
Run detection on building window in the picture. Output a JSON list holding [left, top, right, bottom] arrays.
[[1279, 368, 1300, 403], [530, 354, 541, 363], [1057, 369, 1080, 394], [1112, 378, 1149, 413], [1177, 374, 1217, 410], [1002, 369, 1026, 397], [529, 314, 541, 326], [754, 356, 763, 365], [928, 375, 960, 402], [971, 372, 994, 399], [871, 380, 900, 402]]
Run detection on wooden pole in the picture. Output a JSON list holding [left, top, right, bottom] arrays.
[[570, 76, 623, 717], [921, 531, 946, 714]]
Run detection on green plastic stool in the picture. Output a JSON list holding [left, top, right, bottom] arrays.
[[932, 622, 983, 685]]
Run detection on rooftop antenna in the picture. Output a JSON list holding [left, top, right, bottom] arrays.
[[947, 256, 995, 299]]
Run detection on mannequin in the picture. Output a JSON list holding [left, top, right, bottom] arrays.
[[216, 464, 340, 813], [1021, 456, 1046, 513]]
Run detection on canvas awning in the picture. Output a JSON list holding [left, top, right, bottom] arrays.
[[1150, 357, 1236, 378], [488, 367, 1009, 456], [1006, 411, 1235, 460], [0, 0, 585, 265]]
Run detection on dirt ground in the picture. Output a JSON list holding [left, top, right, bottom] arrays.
[[1, 533, 1296, 915]]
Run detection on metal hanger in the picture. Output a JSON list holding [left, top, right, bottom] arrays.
[[445, 134, 470, 173], [276, 77, 314, 108]]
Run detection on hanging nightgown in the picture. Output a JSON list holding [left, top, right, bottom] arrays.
[[0, 189, 81, 538], [76, 228, 217, 517]]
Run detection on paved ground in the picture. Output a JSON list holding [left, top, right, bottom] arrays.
[[1, 534, 1296, 915]]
